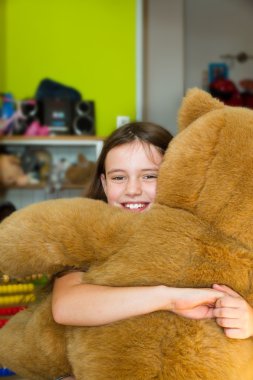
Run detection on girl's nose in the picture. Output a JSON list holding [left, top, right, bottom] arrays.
[[125, 178, 142, 196]]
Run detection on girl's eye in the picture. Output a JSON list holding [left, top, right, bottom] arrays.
[[143, 174, 158, 180], [111, 176, 125, 182]]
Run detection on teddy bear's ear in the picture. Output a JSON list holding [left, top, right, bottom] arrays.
[[178, 88, 224, 131]]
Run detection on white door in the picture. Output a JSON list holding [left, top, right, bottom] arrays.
[[141, 0, 184, 136]]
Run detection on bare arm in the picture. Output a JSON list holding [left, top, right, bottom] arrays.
[[52, 272, 224, 326]]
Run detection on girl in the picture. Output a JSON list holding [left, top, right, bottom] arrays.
[[53, 122, 253, 380]]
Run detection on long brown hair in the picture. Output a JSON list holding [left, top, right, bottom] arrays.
[[86, 121, 173, 201]]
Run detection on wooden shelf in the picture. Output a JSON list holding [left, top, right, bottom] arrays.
[[0, 135, 104, 146], [0, 182, 85, 190]]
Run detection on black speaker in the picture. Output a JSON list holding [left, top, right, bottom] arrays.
[[73, 101, 95, 135]]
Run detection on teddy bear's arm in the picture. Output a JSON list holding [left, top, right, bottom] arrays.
[[0, 198, 135, 278]]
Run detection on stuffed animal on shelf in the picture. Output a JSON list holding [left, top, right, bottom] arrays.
[[1, 89, 253, 379], [65, 153, 95, 186], [20, 148, 52, 183], [0, 154, 29, 187]]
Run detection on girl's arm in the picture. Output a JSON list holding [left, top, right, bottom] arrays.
[[52, 272, 224, 326]]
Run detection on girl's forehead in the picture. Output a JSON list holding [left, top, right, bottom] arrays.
[[115, 140, 160, 155], [105, 140, 163, 168]]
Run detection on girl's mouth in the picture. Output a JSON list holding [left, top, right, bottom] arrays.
[[121, 202, 150, 212]]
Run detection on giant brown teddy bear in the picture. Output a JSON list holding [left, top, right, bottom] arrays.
[[0, 88, 253, 379]]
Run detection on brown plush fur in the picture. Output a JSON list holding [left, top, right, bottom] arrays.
[[1, 88, 253, 379]]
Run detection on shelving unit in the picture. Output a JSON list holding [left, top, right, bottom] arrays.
[[0, 136, 104, 209], [0, 135, 103, 155]]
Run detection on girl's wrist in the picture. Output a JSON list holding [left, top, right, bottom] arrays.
[[154, 285, 175, 312]]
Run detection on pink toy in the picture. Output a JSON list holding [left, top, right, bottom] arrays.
[[24, 120, 49, 136]]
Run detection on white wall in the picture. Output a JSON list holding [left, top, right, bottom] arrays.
[[142, 0, 184, 136], [185, 0, 253, 90]]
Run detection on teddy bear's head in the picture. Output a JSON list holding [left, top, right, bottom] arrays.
[[156, 88, 253, 251]]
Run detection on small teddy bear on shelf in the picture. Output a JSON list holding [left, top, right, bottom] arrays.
[[0, 154, 29, 187], [65, 153, 95, 186]]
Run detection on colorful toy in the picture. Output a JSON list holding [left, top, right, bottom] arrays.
[[0, 367, 15, 377], [0, 95, 49, 136], [1, 89, 253, 379], [0, 306, 23, 378], [24, 120, 49, 136], [0, 307, 25, 316]]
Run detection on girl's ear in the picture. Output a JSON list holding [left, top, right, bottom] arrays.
[[100, 174, 107, 196], [178, 88, 224, 132]]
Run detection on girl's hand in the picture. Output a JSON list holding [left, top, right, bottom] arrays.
[[213, 284, 253, 339], [169, 288, 224, 320]]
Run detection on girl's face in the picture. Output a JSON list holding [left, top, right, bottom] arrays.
[[101, 140, 163, 212]]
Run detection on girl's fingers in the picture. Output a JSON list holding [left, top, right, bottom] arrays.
[[224, 328, 247, 339], [212, 284, 241, 298], [213, 307, 242, 319], [215, 295, 244, 309], [216, 317, 242, 329]]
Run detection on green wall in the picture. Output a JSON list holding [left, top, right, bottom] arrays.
[[4, 0, 136, 136], [0, 0, 6, 90]]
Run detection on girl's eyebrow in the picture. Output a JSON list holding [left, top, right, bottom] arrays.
[[107, 168, 159, 175], [107, 169, 126, 174], [137, 167, 160, 172], [141, 168, 159, 171]]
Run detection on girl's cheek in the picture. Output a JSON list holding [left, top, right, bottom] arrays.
[[106, 185, 123, 204], [145, 182, 158, 199]]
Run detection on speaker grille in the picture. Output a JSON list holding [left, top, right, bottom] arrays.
[[73, 101, 95, 135]]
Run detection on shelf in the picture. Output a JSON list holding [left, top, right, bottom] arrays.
[[0, 135, 104, 159], [0, 135, 104, 146], [0, 182, 85, 190], [1, 135, 102, 208]]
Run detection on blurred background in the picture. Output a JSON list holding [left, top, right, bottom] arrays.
[[1, 0, 253, 136]]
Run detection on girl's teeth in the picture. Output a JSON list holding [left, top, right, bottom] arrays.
[[125, 203, 145, 209]]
